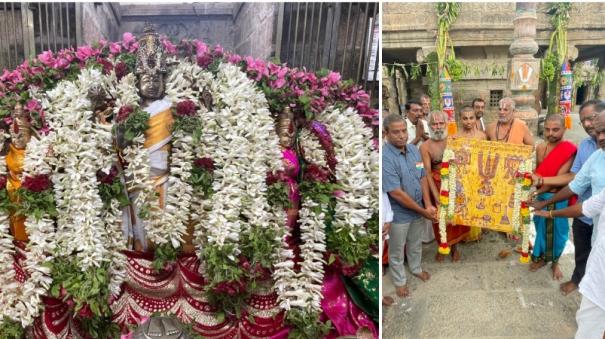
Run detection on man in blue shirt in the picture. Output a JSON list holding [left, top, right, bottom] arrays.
[[382, 114, 436, 298], [533, 100, 604, 295]]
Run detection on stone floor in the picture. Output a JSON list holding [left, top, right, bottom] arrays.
[[382, 230, 581, 339]]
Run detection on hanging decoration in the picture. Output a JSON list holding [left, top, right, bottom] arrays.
[[559, 61, 573, 129], [436, 2, 461, 135]]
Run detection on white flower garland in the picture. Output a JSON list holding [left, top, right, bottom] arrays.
[[285, 198, 326, 311], [165, 61, 218, 252], [198, 62, 283, 264], [11, 122, 57, 326], [447, 158, 457, 218], [0, 155, 20, 323], [109, 73, 166, 248], [45, 69, 110, 270], [298, 129, 327, 168], [275, 105, 378, 315], [317, 106, 376, 243], [438, 149, 455, 246], [512, 157, 534, 261]]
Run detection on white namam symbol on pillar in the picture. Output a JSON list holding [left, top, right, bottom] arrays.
[[518, 63, 534, 84]]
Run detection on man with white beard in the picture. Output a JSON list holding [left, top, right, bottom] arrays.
[[421, 111, 470, 261]]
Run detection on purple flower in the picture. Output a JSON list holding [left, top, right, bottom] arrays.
[[53, 58, 71, 70], [213, 45, 224, 57], [109, 42, 122, 55], [114, 62, 128, 80], [193, 157, 215, 172], [37, 50, 55, 67], [322, 71, 341, 86], [195, 40, 208, 57], [333, 190, 345, 198], [96, 57, 113, 75], [161, 37, 177, 55], [24, 99, 42, 113], [304, 164, 330, 183], [0, 175, 7, 188], [122, 32, 136, 48], [22, 175, 52, 192], [96, 166, 118, 185], [128, 42, 139, 53], [175, 100, 197, 117], [76, 45, 98, 61], [244, 56, 268, 81], [116, 106, 134, 123], [197, 54, 213, 68], [227, 53, 242, 64]]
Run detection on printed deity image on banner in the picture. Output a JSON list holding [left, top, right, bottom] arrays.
[[442, 138, 533, 234]]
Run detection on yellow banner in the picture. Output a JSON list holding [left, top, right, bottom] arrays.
[[447, 138, 533, 233]]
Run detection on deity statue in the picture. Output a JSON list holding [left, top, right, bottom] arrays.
[[6, 103, 32, 241], [125, 25, 174, 251], [275, 107, 300, 228]]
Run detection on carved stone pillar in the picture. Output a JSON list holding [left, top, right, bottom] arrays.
[[507, 2, 539, 134], [394, 68, 407, 109], [382, 65, 401, 115]]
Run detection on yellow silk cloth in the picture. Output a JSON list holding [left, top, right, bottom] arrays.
[[144, 108, 173, 151], [6, 144, 28, 241], [144, 107, 173, 211], [446, 138, 533, 233]]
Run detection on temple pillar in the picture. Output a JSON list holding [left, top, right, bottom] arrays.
[[382, 65, 401, 115], [394, 68, 407, 110], [507, 2, 539, 134]]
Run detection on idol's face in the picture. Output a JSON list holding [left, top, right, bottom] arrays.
[[139, 73, 165, 99]]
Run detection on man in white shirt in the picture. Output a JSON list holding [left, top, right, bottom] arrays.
[[405, 100, 429, 146], [382, 191, 395, 306], [535, 189, 605, 338]]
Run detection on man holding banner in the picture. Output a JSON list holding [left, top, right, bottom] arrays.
[[420, 111, 470, 261], [529, 114, 577, 280]]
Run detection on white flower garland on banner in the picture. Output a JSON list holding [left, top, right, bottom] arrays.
[[298, 129, 328, 168], [447, 158, 457, 218], [512, 157, 534, 263], [438, 149, 455, 250], [317, 106, 376, 243]]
